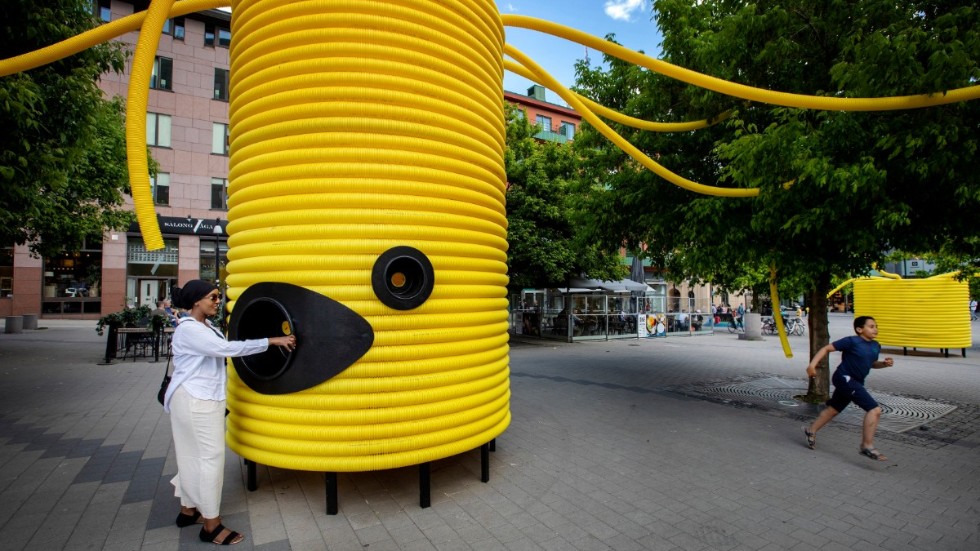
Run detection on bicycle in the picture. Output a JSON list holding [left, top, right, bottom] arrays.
[[762, 317, 777, 335], [785, 316, 806, 336], [727, 315, 744, 333]]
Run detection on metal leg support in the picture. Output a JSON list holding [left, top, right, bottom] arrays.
[[325, 472, 338, 515], [480, 442, 490, 483], [245, 459, 257, 491], [419, 463, 431, 508]]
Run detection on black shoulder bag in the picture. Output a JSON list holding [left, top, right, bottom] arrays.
[[156, 348, 172, 405]]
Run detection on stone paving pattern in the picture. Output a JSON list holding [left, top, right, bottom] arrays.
[[0, 314, 977, 550]]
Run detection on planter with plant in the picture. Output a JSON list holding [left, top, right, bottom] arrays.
[[85, 264, 102, 298], [96, 304, 152, 336]]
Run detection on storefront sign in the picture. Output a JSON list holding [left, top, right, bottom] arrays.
[[129, 216, 225, 236]]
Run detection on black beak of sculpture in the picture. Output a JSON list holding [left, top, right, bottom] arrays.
[[228, 282, 374, 395]]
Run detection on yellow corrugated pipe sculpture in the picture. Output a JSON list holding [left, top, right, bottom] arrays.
[[853, 273, 971, 351], [221, 0, 510, 472]]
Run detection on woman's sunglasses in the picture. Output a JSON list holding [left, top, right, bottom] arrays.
[[205, 293, 222, 302]]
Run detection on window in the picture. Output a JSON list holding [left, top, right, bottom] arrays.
[[146, 113, 172, 147], [0, 247, 12, 298], [535, 115, 552, 131], [212, 123, 229, 155], [162, 18, 172, 34], [218, 28, 232, 48], [173, 18, 185, 40], [559, 122, 576, 140], [514, 109, 525, 120], [151, 173, 170, 206], [150, 56, 173, 91], [95, 0, 111, 22], [211, 178, 228, 210], [42, 239, 104, 312], [205, 23, 230, 47], [214, 68, 229, 101]]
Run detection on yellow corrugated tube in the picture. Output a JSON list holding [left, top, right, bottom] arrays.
[[505, 44, 760, 198], [502, 15, 980, 111], [123, 0, 175, 251], [504, 59, 733, 133], [0, 0, 228, 76], [222, 0, 510, 472], [768, 264, 793, 358]]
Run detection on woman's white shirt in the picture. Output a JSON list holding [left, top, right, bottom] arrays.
[[163, 318, 268, 413]]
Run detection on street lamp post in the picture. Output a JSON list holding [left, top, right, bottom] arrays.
[[212, 219, 223, 285]]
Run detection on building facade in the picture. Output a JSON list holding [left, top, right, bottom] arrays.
[[504, 85, 581, 143], [2, 2, 232, 319]]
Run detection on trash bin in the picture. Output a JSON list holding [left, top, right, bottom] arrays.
[[4, 316, 24, 334], [22, 314, 38, 330]]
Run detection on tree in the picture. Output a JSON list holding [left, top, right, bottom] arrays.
[[504, 103, 625, 293], [0, 0, 132, 257], [571, 1, 980, 400]]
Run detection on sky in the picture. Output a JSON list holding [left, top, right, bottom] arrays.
[[496, 0, 663, 104]]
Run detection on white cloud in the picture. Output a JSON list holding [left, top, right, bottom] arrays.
[[505, 3, 518, 12], [604, 0, 647, 22]]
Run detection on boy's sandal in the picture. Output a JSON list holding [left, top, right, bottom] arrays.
[[859, 447, 888, 461], [200, 524, 244, 545], [802, 426, 815, 450], [175, 509, 201, 527]]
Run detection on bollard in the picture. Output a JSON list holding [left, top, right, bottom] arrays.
[[100, 325, 119, 364], [739, 312, 764, 341], [21, 314, 38, 330], [4, 316, 24, 334]]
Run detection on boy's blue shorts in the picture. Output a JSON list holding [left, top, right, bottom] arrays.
[[827, 372, 879, 412]]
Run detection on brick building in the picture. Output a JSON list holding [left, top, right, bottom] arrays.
[[504, 85, 581, 143], [2, 2, 232, 318]]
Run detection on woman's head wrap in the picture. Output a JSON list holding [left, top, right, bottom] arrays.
[[171, 279, 217, 309]]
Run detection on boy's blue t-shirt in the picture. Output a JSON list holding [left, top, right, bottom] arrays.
[[832, 335, 881, 383]]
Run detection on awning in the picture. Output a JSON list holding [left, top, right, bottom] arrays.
[[555, 287, 598, 294], [568, 278, 651, 293]]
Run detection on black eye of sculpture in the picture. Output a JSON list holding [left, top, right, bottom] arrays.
[[372, 246, 434, 310], [228, 282, 374, 395]]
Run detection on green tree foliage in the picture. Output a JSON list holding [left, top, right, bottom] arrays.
[[0, 0, 132, 257], [504, 104, 625, 293], [571, 1, 980, 399]]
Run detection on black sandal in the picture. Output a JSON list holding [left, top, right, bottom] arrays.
[[199, 523, 244, 545], [860, 447, 888, 461], [802, 425, 815, 450], [175, 509, 201, 527]]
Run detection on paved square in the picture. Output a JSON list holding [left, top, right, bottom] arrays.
[[1, 316, 978, 550]]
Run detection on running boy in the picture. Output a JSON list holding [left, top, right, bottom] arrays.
[[803, 316, 894, 460]]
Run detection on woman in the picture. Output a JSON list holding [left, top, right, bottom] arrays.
[[163, 280, 296, 545]]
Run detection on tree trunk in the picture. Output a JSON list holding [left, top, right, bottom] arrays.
[[802, 272, 832, 403]]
